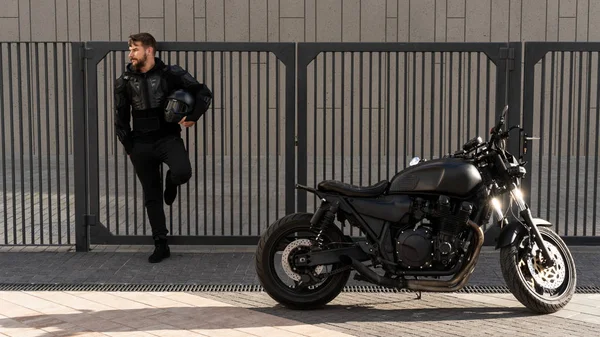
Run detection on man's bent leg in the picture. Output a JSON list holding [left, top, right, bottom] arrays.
[[158, 136, 192, 205]]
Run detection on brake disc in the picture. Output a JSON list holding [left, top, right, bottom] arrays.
[[281, 239, 324, 282], [526, 241, 566, 290]]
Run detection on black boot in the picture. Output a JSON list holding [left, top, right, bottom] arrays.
[[164, 170, 178, 206], [148, 238, 171, 263]]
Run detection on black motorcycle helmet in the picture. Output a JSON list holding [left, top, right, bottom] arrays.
[[164, 89, 195, 123]]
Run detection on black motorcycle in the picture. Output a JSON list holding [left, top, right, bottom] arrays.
[[255, 106, 576, 314]]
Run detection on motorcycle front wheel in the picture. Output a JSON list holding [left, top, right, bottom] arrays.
[[255, 212, 351, 309], [500, 226, 576, 314]]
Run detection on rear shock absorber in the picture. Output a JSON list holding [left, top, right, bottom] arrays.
[[314, 201, 339, 246]]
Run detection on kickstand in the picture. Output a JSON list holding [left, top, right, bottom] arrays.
[[414, 277, 422, 299]]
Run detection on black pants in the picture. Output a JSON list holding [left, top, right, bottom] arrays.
[[129, 135, 192, 239]]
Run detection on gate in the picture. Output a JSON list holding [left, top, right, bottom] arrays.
[[0, 42, 76, 247], [75, 42, 296, 250], [523, 42, 600, 243], [296, 42, 521, 238]]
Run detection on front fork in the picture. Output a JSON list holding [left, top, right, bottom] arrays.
[[509, 187, 555, 267]]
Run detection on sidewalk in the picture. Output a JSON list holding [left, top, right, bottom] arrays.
[[0, 290, 599, 336], [1, 245, 599, 337], [0, 245, 599, 288]]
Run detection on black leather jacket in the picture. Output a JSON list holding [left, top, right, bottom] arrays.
[[114, 57, 212, 153]]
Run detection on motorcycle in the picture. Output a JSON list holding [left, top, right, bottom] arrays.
[[255, 105, 576, 314]]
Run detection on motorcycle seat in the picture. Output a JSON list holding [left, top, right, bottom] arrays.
[[317, 180, 389, 197]]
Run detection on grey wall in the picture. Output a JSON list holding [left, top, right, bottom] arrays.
[[1, 0, 599, 43]]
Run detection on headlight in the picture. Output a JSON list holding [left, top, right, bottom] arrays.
[[409, 157, 420, 166], [491, 198, 503, 220]]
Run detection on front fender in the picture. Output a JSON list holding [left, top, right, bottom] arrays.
[[494, 218, 552, 250]]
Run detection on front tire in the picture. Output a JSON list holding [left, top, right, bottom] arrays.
[[255, 212, 351, 309], [500, 226, 576, 314]]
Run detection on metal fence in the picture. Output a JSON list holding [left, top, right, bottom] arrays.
[[1, 41, 599, 250], [296, 42, 520, 237], [79, 42, 296, 248], [523, 42, 600, 242], [0, 42, 75, 246]]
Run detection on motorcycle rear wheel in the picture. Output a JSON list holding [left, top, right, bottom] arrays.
[[255, 212, 351, 309]]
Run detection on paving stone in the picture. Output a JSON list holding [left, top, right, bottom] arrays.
[[0, 247, 599, 287]]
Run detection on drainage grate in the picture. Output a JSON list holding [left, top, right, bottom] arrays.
[[0, 283, 598, 293], [342, 285, 512, 293]]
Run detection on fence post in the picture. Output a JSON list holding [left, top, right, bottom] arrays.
[[275, 43, 297, 216], [72, 42, 89, 252], [521, 43, 546, 206]]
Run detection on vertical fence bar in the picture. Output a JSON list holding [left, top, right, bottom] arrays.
[[27, 44, 35, 244], [36, 44, 43, 244], [430, 52, 435, 159], [265, 52, 270, 229], [247, 52, 251, 234], [237, 51, 242, 232], [8, 44, 17, 244], [0, 44, 6, 245], [17, 44, 25, 244], [395, 52, 398, 172], [575, 51, 583, 234], [275, 54, 279, 221], [63, 43, 71, 244], [53, 43, 61, 244], [378, 52, 382, 181], [203, 51, 208, 235], [72, 42, 89, 251], [323, 52, 327, 182], [104, 57, 110, 234], [360, 53, 364, 185], [385, 52, 390, 177], [566, 52, 574, 235], [594, 51, 600, 235], [333, 52, 336, 180], [229, 51, 234, 234], [195, 52, 199, 236], [547, 52, 555, 221], [87, 47, 101, 243], [536, 55, 546, 217], [257, 51, 261, 233], [594, 52, 600, 236], [584, 51, 592, 236], [313, 56, 318, 209], [421, 52, 425, 157], [558, 52, 565, 234], [123, 54, 130, 236]]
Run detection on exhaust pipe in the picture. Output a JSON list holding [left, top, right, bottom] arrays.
[[405, 220, 484, 292]]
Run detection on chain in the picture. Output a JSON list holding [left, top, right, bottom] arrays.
[[323, 264, 352, 277]]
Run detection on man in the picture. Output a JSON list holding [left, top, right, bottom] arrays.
[[114, 32, 212, 263]]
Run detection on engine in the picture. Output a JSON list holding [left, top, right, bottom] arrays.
[[395, 196, 473, 270]]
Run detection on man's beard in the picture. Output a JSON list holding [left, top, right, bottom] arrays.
[[131, 55, 147, 70]]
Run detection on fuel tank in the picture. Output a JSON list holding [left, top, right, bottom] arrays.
[[389, 158, 482, 197]]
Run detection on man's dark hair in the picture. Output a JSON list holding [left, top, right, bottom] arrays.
[[128, 32, 157, 50]]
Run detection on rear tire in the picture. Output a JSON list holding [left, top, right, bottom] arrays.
[[500, 227, 576, 314], [255, 212, 351, 309]]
